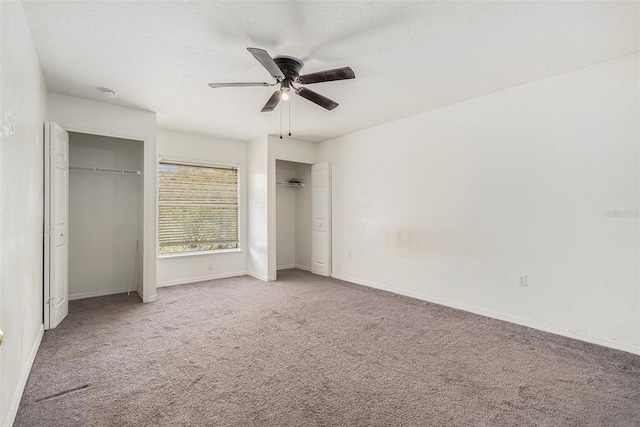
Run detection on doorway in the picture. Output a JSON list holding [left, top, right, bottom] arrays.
[[276, 160, 312, 273], [273, 159, 331, 280], [44, 124, 145, 329], [67, 132, 143, 301]]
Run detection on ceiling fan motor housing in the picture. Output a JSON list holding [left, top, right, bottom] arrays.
[[273, 56, 304, 87]]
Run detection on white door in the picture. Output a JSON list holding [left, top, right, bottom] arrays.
[[44, 122, 69, 329], [311, 162, 331, 277]]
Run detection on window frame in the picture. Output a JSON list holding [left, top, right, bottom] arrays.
[[156, 156, 241, 258]]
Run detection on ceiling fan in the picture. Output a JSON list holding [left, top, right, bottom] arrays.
[[209, 47, 355, 112]]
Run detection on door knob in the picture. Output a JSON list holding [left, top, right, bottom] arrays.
[[0, 329, 4, 346]]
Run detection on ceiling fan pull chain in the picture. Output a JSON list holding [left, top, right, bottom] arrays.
[[288, 101, 292, 137], [280, 102, 283, 139]]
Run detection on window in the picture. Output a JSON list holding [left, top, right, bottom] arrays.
[[158, 161, 239, 255]]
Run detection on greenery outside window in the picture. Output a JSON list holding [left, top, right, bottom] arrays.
[[158, 161, 239, 255]]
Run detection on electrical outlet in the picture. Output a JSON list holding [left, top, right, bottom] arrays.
[[518, 275, 527, 287], [208, 263, 213, 271]]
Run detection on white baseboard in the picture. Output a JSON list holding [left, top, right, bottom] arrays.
[[295, 264, 311, 272], [248, 271, 269, 282], [277, 264, 296, 270], [332, 273, 640, 356], [69, 288, 131, 301], [4, 325, 44, 427], [157, 271, 247, 288]]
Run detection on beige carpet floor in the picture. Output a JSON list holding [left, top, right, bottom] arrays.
[[15, 269, 640, 426]]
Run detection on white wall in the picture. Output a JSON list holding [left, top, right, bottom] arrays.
[[68, 133, 141, 299], [248, 135, 269, 280], [47, 93, 157, 302], [295, 163, 312, 271], [276, 160, 297, 269], [0, 2, 47, 425], [156, 129, 248, 286], [318, 54, 640, 354]]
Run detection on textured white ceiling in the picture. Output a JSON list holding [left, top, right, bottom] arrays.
[[22, 1, 639, 143]]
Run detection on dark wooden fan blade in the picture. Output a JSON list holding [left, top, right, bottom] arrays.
[[209, 82, 275, 88], [298, 67, 355, 85], [295, 87, 338, 110], [261, 91, 281, 112], [247, 47, 285, 80]]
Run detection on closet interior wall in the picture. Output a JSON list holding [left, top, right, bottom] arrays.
[[68, 132, 143, 300], [276, 160, 312, 272]]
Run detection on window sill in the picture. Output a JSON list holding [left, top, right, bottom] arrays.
[[158, 249, 243, 259]]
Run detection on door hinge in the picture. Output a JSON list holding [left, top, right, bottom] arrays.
[[46, 147, 52, 156], [46, 228, 53, 237], [47, 297, 54, 305]]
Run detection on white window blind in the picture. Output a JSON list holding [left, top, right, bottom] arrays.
[[158, 162, 239, 254]]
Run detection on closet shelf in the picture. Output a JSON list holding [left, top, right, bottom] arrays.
[[70, 166, 143, 175], [276, 181, 304, 188]]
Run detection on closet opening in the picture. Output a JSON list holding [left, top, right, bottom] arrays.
[[275, 159, 312, 278], [68, 132, 144, 303]]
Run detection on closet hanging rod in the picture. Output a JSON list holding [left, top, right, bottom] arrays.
[[69, 166, 143, 175], [276, 182, 304, 187]]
